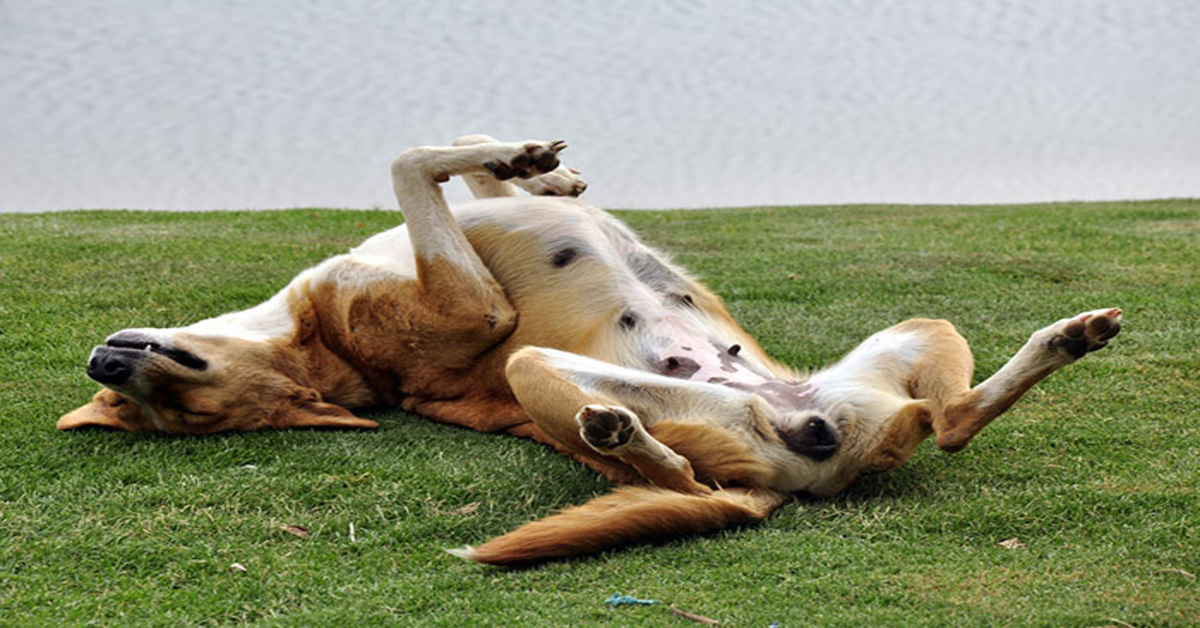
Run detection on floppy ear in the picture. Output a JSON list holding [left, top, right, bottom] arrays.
[[271, 393, 379, 430], [58, 389, 148, 432]]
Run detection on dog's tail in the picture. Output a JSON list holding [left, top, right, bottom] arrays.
[[446, 486, 787, 566]]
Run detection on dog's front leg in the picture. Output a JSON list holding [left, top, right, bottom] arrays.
[[451, 134, 587, 199], [388, 141, 567, 343]]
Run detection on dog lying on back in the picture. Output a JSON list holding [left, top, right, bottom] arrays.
[[60, 136, 1122, 565]]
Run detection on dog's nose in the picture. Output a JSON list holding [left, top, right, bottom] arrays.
[[87, 347, 134, 385], [803, 417, 838, 447], [805, 416, 833, 437], [777, 415, 840, 461]]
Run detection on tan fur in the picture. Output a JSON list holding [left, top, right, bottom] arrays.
[[60, 137, 1122, 566], [506, 348, 711, 495], [58, 389, 152, 432], [453, 486, 786, 567], [650, 420, 777, 488]]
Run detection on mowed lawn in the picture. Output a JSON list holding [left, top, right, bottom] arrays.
[[0, 201, 1197, 627]]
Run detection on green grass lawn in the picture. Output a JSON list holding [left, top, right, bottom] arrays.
[[1, 200, 1197, 627]]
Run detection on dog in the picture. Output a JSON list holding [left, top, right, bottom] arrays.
[[59, 136, 1122, 565]]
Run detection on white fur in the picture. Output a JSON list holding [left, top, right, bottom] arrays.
[[527, 347, 840, 493], [445, 546, 479, 561], [975, 308, 1121, 407], [185, 278, 303, 342], [349, 226, 418, 278]]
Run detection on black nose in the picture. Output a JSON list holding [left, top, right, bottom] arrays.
[[806, 417, 833, 438], [777, 415, 840, 461], [87, 347, 134, 385]]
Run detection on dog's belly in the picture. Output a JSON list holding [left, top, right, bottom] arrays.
[[648, 315, 767, 382], [452, 197, 796, 379]]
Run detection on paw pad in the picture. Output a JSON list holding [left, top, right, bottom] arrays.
[[1049, 308, 1122, 359], [578, 405, 636, 450], [484, 141, 566, 181]]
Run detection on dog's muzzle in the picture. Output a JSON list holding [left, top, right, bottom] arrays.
[[777, 416, 840, 461], [86, 331, 208, 385]]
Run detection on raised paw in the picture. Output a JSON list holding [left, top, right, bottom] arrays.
[[576, 404, 637, 451], [483, 140, 566, 181], [1047, 308, 1123, 359], [517, 167, 589, 197]]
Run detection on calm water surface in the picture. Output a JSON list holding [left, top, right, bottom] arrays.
[[2, 0, 1198, 211]]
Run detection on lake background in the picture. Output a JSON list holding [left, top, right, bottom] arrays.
[[2, 0, 1198, 212]]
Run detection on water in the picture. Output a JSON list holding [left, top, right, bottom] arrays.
[[2, 0, 1198, 212]]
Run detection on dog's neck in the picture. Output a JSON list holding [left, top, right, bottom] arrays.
[[285, 338, 387, 408], [273, 290, 394, 409], [184, 282, 387, 409]]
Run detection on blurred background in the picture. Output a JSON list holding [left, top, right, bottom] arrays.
[[2, 0, 1198, 212]]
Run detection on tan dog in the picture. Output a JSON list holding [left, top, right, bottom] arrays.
[[59, 136, 1122, 565]]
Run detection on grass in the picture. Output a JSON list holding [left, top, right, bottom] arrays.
[[0, 200, 1198, 627]]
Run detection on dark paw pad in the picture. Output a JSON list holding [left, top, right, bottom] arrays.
[[533, 150, 560, 173], [1048, 310, 1122, 359], [1049, 333, 1092, 359], [522, 141, 564, 175], [484, 160, 517, 181], [1088, 315, 1121, 341], [485, 141, 565, 181], [580, 406, 635, 450]]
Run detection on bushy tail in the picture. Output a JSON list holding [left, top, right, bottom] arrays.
[[448, 486, 786, 566]]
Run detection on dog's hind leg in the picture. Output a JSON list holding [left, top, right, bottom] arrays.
[[575, 404, 712, 495], [933, 308, 1122, 452], [848, 311, 1123, 470], [506, 347, 711, 494], [811, 318, 972, 473], [506, 346, 777, 492], [452, 134, 588, 199], [447, 348, 788, 566]]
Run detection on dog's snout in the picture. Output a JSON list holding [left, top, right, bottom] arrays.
[[104, 330, 207, 371], [86, 347, 135, 385], [106, 330, 159, 350]]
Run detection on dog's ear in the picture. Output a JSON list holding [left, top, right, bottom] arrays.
[[58, 389, 148, 432], [271, 390, 379, 430]]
